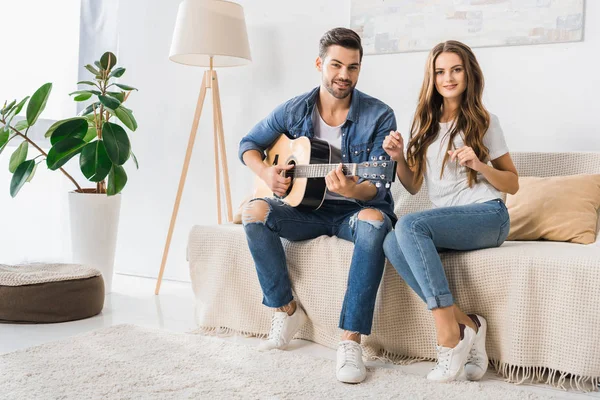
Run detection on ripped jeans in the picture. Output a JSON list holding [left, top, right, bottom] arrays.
[[243, 198, 393, 335]]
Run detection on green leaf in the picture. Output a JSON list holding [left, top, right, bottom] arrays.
[[80, 140, 112, 182], [102, 122, 130, 165], [12, 97, 30, 116], [131, 151, 139, 169], [9, 141, 28, 173], [74, 93, 92, 102], [94, 61, 102, 69], [113, 106, 137, 131], [26, 162, 38, 183], [100, 52, 117, 71], [15, 120, 29, 131], [69, 89, 101, 97], [77, 80, 97, 86], [50, 118, 88, 145], [46, 137, 86, 170], [45, 117, 87, 138], [10, 159, 35, 197], [98, 95, 121, 110], [107, 164, 127, 196], [109, 67, 126, 78], [83, 126, 97, 142], [107, 91, 125, 103], [115, 84, 137, 91], [78, 102, 100, 116], [26, 82, 52, 126], [85, 64, 100, 75], [0, 128, 9, 147], [1, 99, 16, 115], [0, 131, 15, 156]]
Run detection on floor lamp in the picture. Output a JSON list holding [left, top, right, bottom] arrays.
[[155, 0, 251, 295]]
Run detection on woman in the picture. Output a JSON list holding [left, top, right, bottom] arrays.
[[382, 40, 519, 383]]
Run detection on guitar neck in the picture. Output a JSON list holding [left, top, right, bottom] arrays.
[[291, 164, 358, 178]]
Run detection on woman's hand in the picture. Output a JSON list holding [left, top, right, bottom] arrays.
[[383, 130, 405, 162], [449, 146, 484, 172]]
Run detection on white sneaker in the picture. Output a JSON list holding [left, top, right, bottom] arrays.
[[336, 340, 367, 383], [258, 306, 307, 351], [465, 314, 488, 381], [427, 324, 477, 383]]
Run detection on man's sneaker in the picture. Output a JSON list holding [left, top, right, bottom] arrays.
[[257, 306, 307, 351], [465, 314, 488, 381], [336, 340, 367, 383], [427, 324, 477, 383]]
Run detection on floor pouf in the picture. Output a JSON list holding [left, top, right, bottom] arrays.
[[0, 263, 105, 323]]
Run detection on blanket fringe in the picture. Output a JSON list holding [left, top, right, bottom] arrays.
[[491, 359, 600, 392]]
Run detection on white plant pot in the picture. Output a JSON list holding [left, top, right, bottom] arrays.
[[68, 191, 122, 293]]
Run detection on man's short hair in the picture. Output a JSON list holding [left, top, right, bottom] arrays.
[[319, 27, 363, 62]]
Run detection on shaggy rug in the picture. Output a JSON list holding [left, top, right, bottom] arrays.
[[0, 324, 553, 399]]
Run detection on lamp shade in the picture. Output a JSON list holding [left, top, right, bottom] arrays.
[[169, 0, 251, 67]]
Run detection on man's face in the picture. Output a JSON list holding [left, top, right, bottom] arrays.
[[316, 45, 361, 100]]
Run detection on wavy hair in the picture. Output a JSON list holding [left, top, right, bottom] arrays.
[[406, 40, 490, 187]]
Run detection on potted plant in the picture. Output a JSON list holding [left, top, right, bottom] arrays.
[[0, 51, 138, 292]]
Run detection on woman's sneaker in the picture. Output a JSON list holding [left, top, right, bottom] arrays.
[[336, 340, 367, 383], [258, 306, 307, 351], [465, 314, 488, 381], [427, 324, 476, 383]]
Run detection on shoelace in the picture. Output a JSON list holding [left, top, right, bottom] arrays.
[[267, 313, 287, 345], [435, 345, 452, 372], [466, 346, 480, 364], [340, 342, 360, 368]]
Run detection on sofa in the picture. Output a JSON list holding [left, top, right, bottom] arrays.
[[188, 152, 600, 391]]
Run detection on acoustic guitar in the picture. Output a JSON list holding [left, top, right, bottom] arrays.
[[254, 134, 396, 210]]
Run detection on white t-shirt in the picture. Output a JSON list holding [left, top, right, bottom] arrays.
[[311, 106, 350, 201], [423, 114, 509, 208]]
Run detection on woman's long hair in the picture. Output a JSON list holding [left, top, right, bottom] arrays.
[[406, 40, 490, 187]]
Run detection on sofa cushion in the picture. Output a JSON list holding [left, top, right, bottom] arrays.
[[506, 174, 600, 244]]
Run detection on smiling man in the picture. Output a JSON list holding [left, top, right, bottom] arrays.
[[238, 28, 397, 383]]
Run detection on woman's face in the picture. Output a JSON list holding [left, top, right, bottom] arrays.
[[434, 51, 467, 101]]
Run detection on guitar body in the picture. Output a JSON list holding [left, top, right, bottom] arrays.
[[254, 135, 336, 210]]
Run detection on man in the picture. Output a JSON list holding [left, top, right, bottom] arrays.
[[238, 27, 397, 383]]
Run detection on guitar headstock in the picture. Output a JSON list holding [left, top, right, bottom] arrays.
[[356, 156, 397, 188]]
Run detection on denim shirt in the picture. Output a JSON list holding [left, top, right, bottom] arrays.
[[238, 86, 398, 223]]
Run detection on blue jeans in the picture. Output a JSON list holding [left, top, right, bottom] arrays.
[[383, 199, 510, 310], [243, 198, 393, 335]]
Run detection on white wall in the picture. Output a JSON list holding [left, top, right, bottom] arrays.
[[1, 0, 598, 281]]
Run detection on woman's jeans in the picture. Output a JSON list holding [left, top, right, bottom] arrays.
[[243, 198, 393, 335], [383, 199, 510, 310]]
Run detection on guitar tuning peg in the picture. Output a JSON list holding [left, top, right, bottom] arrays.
[[371, 156, 377, 161], [385, 183, 390, 189], [380, 174, 385, 179], [382, 162, 387, 167], [373, 162, 378, 167], [375, 182, 382, 188], [379, 156, 385, 160]]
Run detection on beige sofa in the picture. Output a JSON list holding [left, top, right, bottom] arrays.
[[188, 152, 600, 391]]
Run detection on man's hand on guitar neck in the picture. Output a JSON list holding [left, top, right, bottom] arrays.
[[326, 163, 377, 202]]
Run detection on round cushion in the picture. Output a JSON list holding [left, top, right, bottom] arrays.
[[0, 263, 104, 323]]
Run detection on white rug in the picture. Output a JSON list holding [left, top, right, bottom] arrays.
[[0, 324, 553, 400]]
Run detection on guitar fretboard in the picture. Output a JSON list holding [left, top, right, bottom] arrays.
[[287, 164, 358, 178]]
